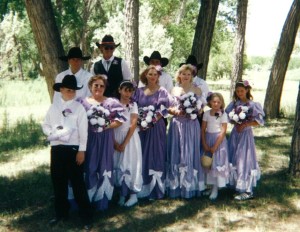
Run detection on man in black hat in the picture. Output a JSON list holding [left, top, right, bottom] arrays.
[[180, 55, 210, 99], [53, 47, 93, 104], [92, 34, 131, 97], [139, 51, 173, 93]]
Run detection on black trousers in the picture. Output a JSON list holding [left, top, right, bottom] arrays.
[[50, 145, 92, 223]]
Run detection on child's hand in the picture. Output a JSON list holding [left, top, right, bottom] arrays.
[[118, 143, 126, 152], [203, 144, 210, 152], [76, 151, 85, 165]]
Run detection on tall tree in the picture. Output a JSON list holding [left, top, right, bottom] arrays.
[[124, 0, 139, 81], [229, 0, 248, 99], [192, 0, 220, 80], [264, 0, 300, 119], [25, 0, 67, 102], [290, 82, 300, 177]]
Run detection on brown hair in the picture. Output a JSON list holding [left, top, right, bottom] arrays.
[[175, 64, 194, 84], [233, 80, 253, 101], [139, 65, 161, 85], [88, 74, 108, 90]]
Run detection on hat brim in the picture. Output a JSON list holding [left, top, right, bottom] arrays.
[[59, 56, 91, 62], [53, 83, 83, 92], [96, 42, 120, 48], [143, 56, 169, 67]]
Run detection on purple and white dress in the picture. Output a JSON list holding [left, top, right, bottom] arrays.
[[113, 102, 143, 196], [80, 97, 125, 210], [166, 94, 205, 199], [202, 110, 229, 187], [225, 100, 265, 193], [133, 87, 172, 199]]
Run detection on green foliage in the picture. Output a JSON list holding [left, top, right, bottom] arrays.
[[288, 57, 300, 70], [0, 112, 45, 154]]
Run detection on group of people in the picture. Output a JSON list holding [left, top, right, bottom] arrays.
[[42, 34, 265, 230]]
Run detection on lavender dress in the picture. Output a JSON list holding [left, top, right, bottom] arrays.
[[80, 97, 125, 210], [133, 87, 172, 199], [202, 110, 229, 187], [225, 100, 265, 193], [166, 95, 205, 199]]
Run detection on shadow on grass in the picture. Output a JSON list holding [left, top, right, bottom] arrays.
[[2, 166, 299, 232]]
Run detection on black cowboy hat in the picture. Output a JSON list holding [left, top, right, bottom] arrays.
[[179, 55, 203, 70], [53, 74, 83, 92], [59, 47, 91, 61], [143, 51, 169, 67], [96, 35, 120, 48]]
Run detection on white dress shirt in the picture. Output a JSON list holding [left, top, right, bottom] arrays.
[[193, 76, 210, 99], [53, 68, 93, 104], [42, 98, 88, 151]]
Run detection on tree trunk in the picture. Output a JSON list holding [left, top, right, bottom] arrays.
[[25, 0, 67, 102], [176, 0, 187, 25], [124, 0, 139, 82], [229, 0, 248, 99], [290, 82, 300, 177], [191, 0, 220, 80], [264, 0, 300, 119]]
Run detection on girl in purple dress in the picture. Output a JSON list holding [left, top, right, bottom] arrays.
[[225, 80, 265, 201], [167, 64, 205, 199], [133, 65, 172, 200], [201, 92, 229, 200], [79, 75, 125, 210]]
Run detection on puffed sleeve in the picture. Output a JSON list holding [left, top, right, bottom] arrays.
[[225, 101, 235, 114], [131, 102, 138, 115], [251, 102, 265, 125], [157, 87, 173, 117], [108, 98, 127, 123], [202, 110, 209, 122], [220, 111, 228, 123], [132, 87, 142, 104]]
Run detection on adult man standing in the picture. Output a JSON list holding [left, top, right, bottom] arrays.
[[139, 51, 173, 93], [92, 35, 131, 97], [53, 47, 93, 104]]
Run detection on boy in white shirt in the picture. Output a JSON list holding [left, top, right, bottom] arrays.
[[42, 74, 92, 230]]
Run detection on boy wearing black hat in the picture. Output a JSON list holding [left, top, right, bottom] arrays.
[[92, 35, 131, 97], [53, 47, 93, 104], [139, 51, 173, 93], [42, 75, 92, 230]]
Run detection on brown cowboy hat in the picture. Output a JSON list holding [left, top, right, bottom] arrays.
[[53, 75, 83, 92], [96, 35, 120, 48], [59, 47, 91, 61], [143, 51, 169, 67], [179, 55, 203, 70]]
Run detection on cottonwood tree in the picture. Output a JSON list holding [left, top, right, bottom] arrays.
[[264, 0, 300, 119], [25, 0, 67, 102], [124, 0, 139, 81], [290, 82, 300, 177], [192, 0, 220, 80], [229, 0, 248, 99]]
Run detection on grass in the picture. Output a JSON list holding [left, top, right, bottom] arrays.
[[0, 71, 299, 231]]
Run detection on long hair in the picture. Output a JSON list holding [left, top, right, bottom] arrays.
[[139, 65, 161, 85], [175, 64, 194, 84], [233, 80, 253, 101]]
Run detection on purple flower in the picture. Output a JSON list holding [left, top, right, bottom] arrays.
[[62, 108, 72, 117]]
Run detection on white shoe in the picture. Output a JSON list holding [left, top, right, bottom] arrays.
[[209, 185, 218, 200], [124, 194, 138, 207]]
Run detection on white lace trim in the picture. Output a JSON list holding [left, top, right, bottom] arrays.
[[137, 169, 165, 198], [88, 170, 114, 201]]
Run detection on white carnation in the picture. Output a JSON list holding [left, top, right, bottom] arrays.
[[186, 108, 193, 114], [232, 114, 239, 122], [239, 112, 246, 120], [141, 120, 148, 128], [183, 100, 190, 107], [145, 115, 152, 123], [148, 105, 155, 111], [190, 96, 196, 102], [104, 109, 110, 116], [90, 118, 98, 125], [147, 111, 154, 117], [143, 107, 148, 111], [98, 117, 105, 126], [190, 114, 197, 120], [228, 111, 235, 119], [97, 127, 103, 132], [241, 106, 249, 112], [87, 109, 94, 116]]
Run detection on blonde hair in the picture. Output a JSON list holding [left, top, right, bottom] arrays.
[[175, 64, 194, 84]]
